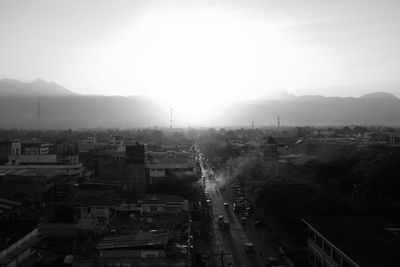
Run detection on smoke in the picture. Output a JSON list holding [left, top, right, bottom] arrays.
[[213, 153, 262, 187]]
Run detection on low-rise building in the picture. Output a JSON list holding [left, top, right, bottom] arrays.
[[0, 169, 64, 202], [138, 194, 189, 213], [96, 230, 190, 267], [302, 216, 400, 267], [2, 139, 83, 177], [146, 151, 197, 181], [0, 220, 43, 267]]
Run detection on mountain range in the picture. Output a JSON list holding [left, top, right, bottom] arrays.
[[0, 79, 399, 128]]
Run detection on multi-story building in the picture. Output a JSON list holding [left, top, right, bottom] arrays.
[[0, 169, 64, 202], [1, 139, 83, 177], [302, 216, 400, 267], [0, 220, 42, 267], [146, 151, 197, 182], [138, 194, 189, 213], [97, 143, 147, 195]]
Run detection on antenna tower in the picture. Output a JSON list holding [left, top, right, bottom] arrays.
[[277, 116, 280, 133], [170, 106, 173, 130], [37, 94, 40, 139]]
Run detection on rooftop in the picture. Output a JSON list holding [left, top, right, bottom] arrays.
[[97, 231, 169, 250], [0, 168, 63, 177], [303, 216, 400, 267], [139, 194, 186, 205]]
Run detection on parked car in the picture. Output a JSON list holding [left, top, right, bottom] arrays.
[[218, 215, 224, 223], [224, 202, 229, 209]]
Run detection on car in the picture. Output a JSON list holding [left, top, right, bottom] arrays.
[[218, 215, 224, 223], [224, 202, 229, 209], [242, 212, 250, 217], [244, 243, 255, 254], [240, 216, 248, 224]]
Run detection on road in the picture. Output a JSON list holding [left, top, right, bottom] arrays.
[[201, 158, 266, 267]]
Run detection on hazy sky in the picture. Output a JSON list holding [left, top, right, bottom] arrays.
[[1, 0, 400, 104]]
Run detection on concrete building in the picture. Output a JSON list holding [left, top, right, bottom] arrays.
[[97, 143, 147, 196], [146, 151, 197, 182], [0, 169, 64, 202], [0, 220, 42, 267], [2, 139, 83, 177], [302, 216, 400, 267], [0, 198, 21, 219], [96, 231, 190, 267], [138, 194, 189, 213]]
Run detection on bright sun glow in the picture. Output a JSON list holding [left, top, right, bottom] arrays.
[[82, 7, 316, 126]]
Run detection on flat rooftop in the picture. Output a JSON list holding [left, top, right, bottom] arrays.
[[303, 216, 400, 267], [0, 168, 63, 177]]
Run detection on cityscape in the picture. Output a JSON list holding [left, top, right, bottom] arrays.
[[1, 1, 400, 267]]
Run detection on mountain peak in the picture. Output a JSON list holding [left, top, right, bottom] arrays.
[[359, 92, 399, 100], [0, 78, 79, 97], [261, 90, 296, 101]]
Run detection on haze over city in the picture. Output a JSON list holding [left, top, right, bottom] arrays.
[[2, 1, 400, 267], [2, 0, 400, 100]]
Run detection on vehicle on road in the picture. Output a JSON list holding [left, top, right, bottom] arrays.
[[240, 216, 248, 224], [224, 202, 229, 209], [244, 243, 255, 254], [219, 220, 230, 232], [218, 215, 224, 223]]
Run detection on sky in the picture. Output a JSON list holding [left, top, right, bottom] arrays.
[[1, 0, 400, 106]]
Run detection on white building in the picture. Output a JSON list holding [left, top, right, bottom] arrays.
[[138, 194, 189, 213], [146, 151, 197, 181]]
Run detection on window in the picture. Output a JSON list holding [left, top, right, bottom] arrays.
[[316, 235, 323, 248], [316, 256, 323, 267], [332, 249, 341, 265], [308, 247, 315, 265], [309, 229, 316, 242], [323, 242, 332, 256], [343, 258, 354, 267]]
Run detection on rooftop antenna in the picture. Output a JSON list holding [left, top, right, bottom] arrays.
[[169, 105, 173, 131], [277, 116, 280, 134]]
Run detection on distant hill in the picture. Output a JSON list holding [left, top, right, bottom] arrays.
[[359, 92, 399, 100], [0, 79, 78, 97], [0, 79, 399, 128], [0, 79, 168, 129], [213, 93, 400, 126]]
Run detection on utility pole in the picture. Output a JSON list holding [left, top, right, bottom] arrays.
[[170, 105, 173, 131], [37, 94, 41, 140], [277, 116, 280, 134]]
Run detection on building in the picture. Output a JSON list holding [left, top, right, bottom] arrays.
[[96, 230, 190, 267], [146, 151, 197, 182], [0, 198, 21, 219], [302, 216, 400, 267], [138, 194, 189, 213], [97, 143, 147, 195], [0, 169, 64, 202], [0, 220, 42, 267], [74, 189, 117, 225], [1, 139, 83, 177]]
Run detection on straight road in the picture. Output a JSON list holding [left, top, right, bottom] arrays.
[[204, 168, 263, 267]]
